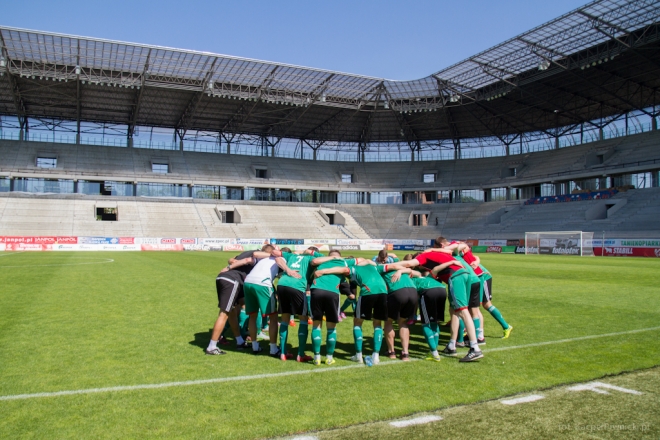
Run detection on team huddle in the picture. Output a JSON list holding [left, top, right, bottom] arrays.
[[205, 237, 513, 364]]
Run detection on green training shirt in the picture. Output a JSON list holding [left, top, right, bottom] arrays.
[[377, 264, 416, 292], [412, 275, 446, 294], [278, 251, 323, 292], [311, 258, 350, 294], [349, 264, 388, 296]]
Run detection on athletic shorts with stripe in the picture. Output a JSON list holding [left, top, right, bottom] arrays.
[[419, 287, 447, 324], [481, 277, 493, 303], [468, 279, 483, 308], [216, 276, 244, 312], [448, 272, 470, 310], [355, 294, 388, 321], [277, 285, 308, 316], [310, 288, 340, 323], [387, 287, 418, 321], [244, 283, 277, 315]]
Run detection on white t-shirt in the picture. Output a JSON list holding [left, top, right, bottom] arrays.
[[244, 256, 280, 287]]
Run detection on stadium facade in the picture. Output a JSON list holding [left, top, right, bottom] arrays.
[[0, 0, 659, 245]]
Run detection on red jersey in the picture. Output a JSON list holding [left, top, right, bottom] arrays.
[[414, 252, 463, 284], [461, 249, 483, 276]]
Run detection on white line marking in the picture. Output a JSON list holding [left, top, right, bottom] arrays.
[[290, 437, 319, 440], [501, 394, 545, 405], [0, 251, 25, 257], [0, 326, 657, 402], [482, 326, 660, 353], [0, 258, 114, 268], [567, 381, 643, 395], [390, 415, 442, 427]]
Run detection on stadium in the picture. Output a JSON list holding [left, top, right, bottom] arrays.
[[0, 0, 659, 438]]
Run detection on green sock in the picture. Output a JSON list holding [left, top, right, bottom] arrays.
[[473, 318, 480, 339], [373, 326, 383, 353], [458, 318, 465, 343], [353, 326, 363, 353], [279, 322, 288, 355], [341, 298, 352, 312], [422, 324, 437, 351], [430, 322, 439, 347], [298, 322, 309, 356], [326, 328, 337, 356], [306, 296, 311, 314], [350, 299, 357, 311], [312, 327, 322, 355], [488, 305, 509, 330]]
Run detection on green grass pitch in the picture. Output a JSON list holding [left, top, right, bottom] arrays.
[[1, 251, 659, 439]]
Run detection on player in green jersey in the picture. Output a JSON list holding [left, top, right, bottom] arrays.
[[409, 261, 447, 362], [276, 246, 323, 362], [376, 262, 418, 361], [309, 250, 349, 366]]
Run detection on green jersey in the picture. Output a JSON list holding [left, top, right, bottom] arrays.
[[377, 264, 415, 292], [311, 258, 351, 294], [278, 251, 322, 292], [412, 275, 445, 293], [454, 254, 480, 285], [349, 264, 388, 296]]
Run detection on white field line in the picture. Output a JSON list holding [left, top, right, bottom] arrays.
[[0, 326, 658, 402], [390, 415, 442, 427], [0, 251, 25, 257], [482, 326, 660, 354], [0, 258, 114, 268], [289, 437, 319, 440], [501, 394, 545, 405]]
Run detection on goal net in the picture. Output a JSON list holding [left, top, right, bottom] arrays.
[[524, 231, 594, 256]]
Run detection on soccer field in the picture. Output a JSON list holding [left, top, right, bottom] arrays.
[[1, 251, 659, 439]]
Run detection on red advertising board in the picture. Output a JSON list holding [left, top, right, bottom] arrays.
[[141, 244, 184, 251], [5, 243, 53, 251], [594, 247, 660, 257], [119, 237, 135, 244], [223, 244, 244, 251]]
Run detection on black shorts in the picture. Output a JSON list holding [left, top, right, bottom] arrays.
[[215, 276, 244, 312], [355, 294, 388, 321], [387, 287, 418, 321], [310, 289, 340, 323], [339, 281, 354, 297], [277, 285, 307, 316], [469, 281, 482, 308], [419, 287, 447, 324], [481, 278, 493, 303]]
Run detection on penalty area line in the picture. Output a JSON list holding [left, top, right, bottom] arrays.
[[1, 326, 659, 402]]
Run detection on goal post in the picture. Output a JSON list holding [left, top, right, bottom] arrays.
[[524, 231, 594, 256]]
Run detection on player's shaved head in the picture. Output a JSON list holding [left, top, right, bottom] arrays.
[[433, 236, 449, 247], [329, 250, 342, 257]]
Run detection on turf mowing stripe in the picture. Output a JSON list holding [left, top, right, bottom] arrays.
[[0, 251, 24, 257], [1, 326, 658, 402], [0, 258, 115, 268], [500, 395, 545, 405], [390, 415, 442, 427]]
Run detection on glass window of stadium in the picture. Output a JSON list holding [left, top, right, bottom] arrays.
[[371, 192, 402, 204], [193, 185, 224, 199], [136, 183, 187, 197], [79, 180, 134, 196], [152, 163, 169, 174], [423, 173, 436, 183], [36, 157, 57, 168], [13, 178, 74, 194], [490, 188, 507, 201], [341, 174, 353, 183], [0, 178, 9, 192], [458, 190, 484, 203]]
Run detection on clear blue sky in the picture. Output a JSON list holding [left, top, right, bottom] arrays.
[[3, 0, 589, 80]]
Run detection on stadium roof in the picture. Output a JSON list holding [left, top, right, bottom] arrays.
[[0, 0, 659, 147]]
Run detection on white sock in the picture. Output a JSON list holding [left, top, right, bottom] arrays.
[[207, 340, 218, 351], [355, 352, 363, 361], [252, 341, 260, 351], [270, 343, 279, 354], [448, 340, 456, 350], [432, 350, 439, 357], [372, 352, 379, 360], [314, 354, 321, 361], [469, 340, 481, 352], [478, 328, 484, 339], [236, 336, 245, 345]]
